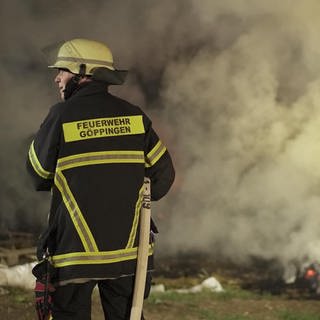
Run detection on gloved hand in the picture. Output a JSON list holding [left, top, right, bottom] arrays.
[[35, 278, 55, 320], [33, 258, 56, 320]]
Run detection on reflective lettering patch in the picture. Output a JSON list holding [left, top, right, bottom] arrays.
[[63, 115, 145, 142]]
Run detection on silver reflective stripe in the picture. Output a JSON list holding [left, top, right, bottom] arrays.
[[145, 140, 167, 167], [56, 56, 113, 68], [54, 150, 145, 255], [125, 183, 144, 249], [57, 151, 145, 171], [28, 141, 54, 179], [52, 245, 154, 268], [55, 170, 98, 252]]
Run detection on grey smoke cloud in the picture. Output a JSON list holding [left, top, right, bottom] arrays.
[[159, 0, 320, 268], [2, 0, 320, 270]]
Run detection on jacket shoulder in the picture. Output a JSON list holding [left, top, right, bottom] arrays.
[[49, 101, 67, 116], [109, 94, 151, 124], [109, 94, 142, 111]]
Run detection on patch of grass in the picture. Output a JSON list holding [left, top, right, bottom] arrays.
[[148, 290, 202, 304], [148, 285, 263, 304], [277, 310, 320, 320], [153, 276, 201, 289], [198, 309, 252, 320], [5, 287, 31, 304], [213, 287, 258, 300], [146, 286, 313, 320]]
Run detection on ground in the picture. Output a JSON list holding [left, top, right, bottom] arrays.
[[1, 253, 320, 319], [2, 283, 320, 320]]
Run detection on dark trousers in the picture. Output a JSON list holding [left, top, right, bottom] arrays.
[[51, 274, 151, 320]]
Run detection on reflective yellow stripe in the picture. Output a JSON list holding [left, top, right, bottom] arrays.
[[57, 150, 144, 171], [145, 140, 167, 167], [54, 170, 99, 252], [54, 150, 146, 255], [126, 183, 144, 249], [28, 141, 54, 179], [52, 245, 154, 268], [62, 115, 145, 142]]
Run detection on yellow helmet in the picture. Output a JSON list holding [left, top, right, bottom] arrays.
[[48, 38, 115, 75]]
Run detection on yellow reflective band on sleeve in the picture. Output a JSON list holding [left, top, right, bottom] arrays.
[[54, 170, 99, 252], [125, 183, 144, 249], [57, 150, 144, 171], [51, 245, 154, 268], [145, 140, 167, 168], [62, 115, 145, 142], [28, 141, 54, 179]]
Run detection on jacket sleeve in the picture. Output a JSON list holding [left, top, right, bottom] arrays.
[[26, 104, 62, 191], [144, 119, 175, 201]]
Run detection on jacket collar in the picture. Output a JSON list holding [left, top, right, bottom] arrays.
[[70, 81, 109, 99]]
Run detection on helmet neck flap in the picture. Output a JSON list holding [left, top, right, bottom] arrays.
[[63, 64, 86, 100]]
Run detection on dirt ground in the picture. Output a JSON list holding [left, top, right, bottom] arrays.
[[1, 253, 320, 319], [2, 285, 320, 320], [144, 299, 320, 320]]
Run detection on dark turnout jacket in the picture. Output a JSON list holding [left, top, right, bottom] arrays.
[[26, 81, 175, 285]]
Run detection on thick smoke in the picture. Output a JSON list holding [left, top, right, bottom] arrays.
[[159, 0, 320, 269], [2, 0, 320, 270]]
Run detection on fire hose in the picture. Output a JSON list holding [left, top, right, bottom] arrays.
[[130, 177, 151, 320]]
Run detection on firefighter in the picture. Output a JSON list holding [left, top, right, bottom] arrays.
[[26, 38, 175, 320]]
